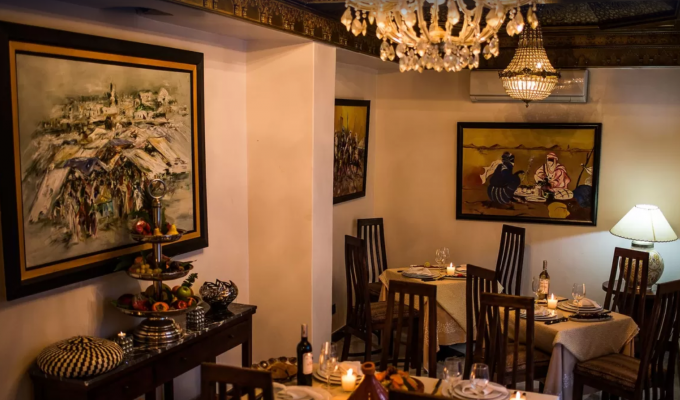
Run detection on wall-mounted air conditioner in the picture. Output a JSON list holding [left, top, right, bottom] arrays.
[[470, 70, 589, 103]]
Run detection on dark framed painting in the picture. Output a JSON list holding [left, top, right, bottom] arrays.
[[333, 99, 371, 204], [456, 122, 601, 226], [0, 22, 208, 300]]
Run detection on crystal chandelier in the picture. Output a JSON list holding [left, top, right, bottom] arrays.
[[341, 1, 541, 73], [499, 23, 560, 106]]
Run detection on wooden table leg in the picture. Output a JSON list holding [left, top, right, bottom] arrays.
[[145, 389, 157, 400], [164, 380, 174, 400], [242, 338, 252, 367]]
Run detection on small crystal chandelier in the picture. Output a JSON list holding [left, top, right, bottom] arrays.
[[499, 23, 560, 106], [341, 1, 541, 73]]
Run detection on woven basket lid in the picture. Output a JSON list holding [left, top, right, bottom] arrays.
[[37, 336, 123, 378]]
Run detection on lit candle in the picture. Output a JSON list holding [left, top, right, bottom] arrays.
[[547, 294, 558, 310], [446, 263, 456, 276], [341, 368, 357, 391], [117, 332, 126, 339], [513, 391, 526, 400]]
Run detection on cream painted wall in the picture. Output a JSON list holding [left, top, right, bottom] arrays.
[[0, 1, 249, 399], [246, 41, 335, 359], [374, 68, 680, 305], [332, 63, 378, 332]]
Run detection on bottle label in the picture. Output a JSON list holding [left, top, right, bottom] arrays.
[[303, 352, 313, 375], [540, 279, 550, 295]]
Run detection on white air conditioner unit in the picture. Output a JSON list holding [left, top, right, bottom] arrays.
[[470, 70, 589, 103]]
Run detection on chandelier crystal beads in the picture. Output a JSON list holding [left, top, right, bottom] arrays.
[[499, 23, 560, 106], [341, 0, 541, 73]]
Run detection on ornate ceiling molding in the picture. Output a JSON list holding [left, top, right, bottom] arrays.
[[164, 0, 680, 69]]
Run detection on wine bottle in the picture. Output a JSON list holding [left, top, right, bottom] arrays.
[[539, 260, 550, 300], [296, 324, 313, 386]]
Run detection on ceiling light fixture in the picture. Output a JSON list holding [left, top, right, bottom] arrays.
[[341, 0, 541, 73], [499, 23, 560, 106]]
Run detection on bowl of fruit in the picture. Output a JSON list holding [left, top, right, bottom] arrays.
[[126, 253, 195, 281], [375, 366, 424, 393], [113, 273, 202, 317], [130, 219, 186, 243]]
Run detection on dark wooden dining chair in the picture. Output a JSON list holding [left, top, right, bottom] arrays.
[[201, 363, 274, 400], [342, 235, 414, 362], [380, 281, 436, 377], [464, 264, 500, 379], [358, 218, 388, 302], [603, 247, 650, 327], [389, 390, 443, 400], [495, 225, 525, 296], [474, 293, 551, 391], [573, 278, 680, 400]]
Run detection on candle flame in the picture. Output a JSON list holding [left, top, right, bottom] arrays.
[[515, 391, 521, 400], [347, 368, 353, 377], [550, 293, 555, 300]]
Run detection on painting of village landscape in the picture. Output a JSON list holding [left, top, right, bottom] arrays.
[[456, 123, 601, 225], [334, 100, 371, 204], [14, 51, 197, 275]]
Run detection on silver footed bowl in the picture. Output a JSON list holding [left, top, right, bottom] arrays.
[[199, 280, 238, 311], [130, 229, 186, 243]]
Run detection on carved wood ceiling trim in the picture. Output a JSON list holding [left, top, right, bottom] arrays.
[[163, 0, 680, 68]]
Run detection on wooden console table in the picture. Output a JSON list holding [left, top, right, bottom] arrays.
[[30, 303, 256, 400]]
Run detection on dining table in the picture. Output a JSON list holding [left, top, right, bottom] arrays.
[[305, 370, 558, 400], [379, 266, 639, 400]]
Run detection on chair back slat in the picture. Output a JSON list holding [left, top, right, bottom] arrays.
[[495, 225, 525, 296], [345, 236, 372, 332], [465, 265, 499, 378], [358, 218, 388, 283], [474, 293, 536, 391], [603, 247, 649, 327], [636, 279, 680, 399], [380, 281, 437, 377], [201, 363, 274, 400]]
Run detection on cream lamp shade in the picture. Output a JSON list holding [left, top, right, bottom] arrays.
[[610, 204, 678, 243]]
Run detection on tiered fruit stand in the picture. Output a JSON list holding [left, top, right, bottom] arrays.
[[113, 179, 201, 348]]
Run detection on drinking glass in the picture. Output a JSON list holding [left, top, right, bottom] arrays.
[[470, 363, 490, 394], [320, 342, 338, 391], [440, 247, 450, 264], [435, 249, 443, 266], [532, 277, 544, 313], [444, 357, 463, 388], [572, 283, 586, 307]]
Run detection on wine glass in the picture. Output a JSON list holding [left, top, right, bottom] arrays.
[[440, 247, 450, 265], [435, 249, 443, 266], [532, 277, 544, 313], [470, 363, 490, 395], [444, 357, 463, 388], [320, 342, 338, 391], [572, 283, 586, 307]]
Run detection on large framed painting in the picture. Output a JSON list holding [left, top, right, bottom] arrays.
[[456, 123, 601, 226], [0, 23, 208, 300], [334, 99, 371, 204]]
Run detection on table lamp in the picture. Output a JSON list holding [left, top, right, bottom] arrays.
[[610, 204, 678, 287]]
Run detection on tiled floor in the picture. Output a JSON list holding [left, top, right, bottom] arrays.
[[335, 334, 680, 399]]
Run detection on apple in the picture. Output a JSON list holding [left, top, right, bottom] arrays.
[[176, 286, 192, 301]]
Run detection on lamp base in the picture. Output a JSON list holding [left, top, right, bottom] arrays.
[[630, 241, 664, 288]]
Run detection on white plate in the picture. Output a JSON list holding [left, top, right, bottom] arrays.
[[449, 381, 509, 400]]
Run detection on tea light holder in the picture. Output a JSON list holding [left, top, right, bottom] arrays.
[[547, 293, 558, 310], [186, 306, 206, 331], [113, 331, 133, 355], [512, 391, 526, 400], [446, 263, 456, 276], [341, 368, 357, 391]]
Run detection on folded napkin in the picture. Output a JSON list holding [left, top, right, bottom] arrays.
[[580, 298, 601, 308], [403, 267, 436, 277], [281, 386, 329, 400], [461, 382, 494, 396], [318, 361, 363, 377]]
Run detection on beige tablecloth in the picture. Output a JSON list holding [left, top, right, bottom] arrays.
[[379, 268, 467, 346], [509, 309, 638, 400], [312, 374, 558, 400]]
